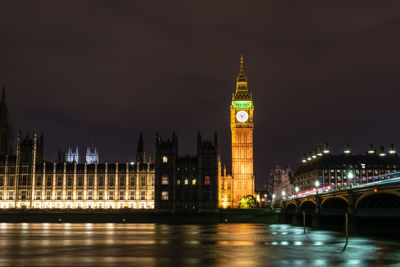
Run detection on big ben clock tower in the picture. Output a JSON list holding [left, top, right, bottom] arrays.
[[230, 55, 255, 206]]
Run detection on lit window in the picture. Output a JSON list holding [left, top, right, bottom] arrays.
[[78, 176, 83, 186], [161, 191, 169, 200], [57, 191, 62, 200], [36, 176, 42, 186], [130, 176, 135, 186], [162, 176, 169, 185], [35, 191, 40, 200], [88, 191, 93, 200], [204, 176, 211, 185], [177, 180, 181, 185], [162, 156, 168, 163], [130, 191, 135, 200], [119, 191, 124, 200], [67, 191, 72, 200], [77, 191, 82, 200], [192, 179, 196, 185], [67, 176, 73, 186], [98, 191, 103, 200], [46, 191, 51, 200], [109, 191, 114, 200], [89, 176, 94, 186], [108, 175, 114, 186], [140, 191, 145, 200]]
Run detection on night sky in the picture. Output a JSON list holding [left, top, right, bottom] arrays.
[[1, 1, 400, 189]]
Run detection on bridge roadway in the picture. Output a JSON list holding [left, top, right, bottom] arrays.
[[282, 172, 400, 234]]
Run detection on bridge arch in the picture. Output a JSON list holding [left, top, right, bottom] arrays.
[[356, 192, 400, 215], [285, 203, 297, 214], [355, 190, 400, 210], [320, 197, 348, 216], [299, 200, 316, 214], [299, 198, 316, 207], [321, 196, 349, 207]]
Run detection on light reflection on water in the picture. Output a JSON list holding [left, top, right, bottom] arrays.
[[0, 223, 397, 266]]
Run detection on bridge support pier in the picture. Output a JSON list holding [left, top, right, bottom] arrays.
[[291, 213, 302, 226], [311, 196, 321, 228]]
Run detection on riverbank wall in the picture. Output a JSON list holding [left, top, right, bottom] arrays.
[[0, 209, 281, 224]]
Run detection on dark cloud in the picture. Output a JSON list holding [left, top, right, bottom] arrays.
[[1, 0, 400, 189]]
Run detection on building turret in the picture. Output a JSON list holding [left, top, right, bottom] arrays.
[[0, 86, 13, 158], [136, 133, 146, 163]]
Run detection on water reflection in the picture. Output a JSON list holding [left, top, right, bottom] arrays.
[[0, 223, 397, 266]]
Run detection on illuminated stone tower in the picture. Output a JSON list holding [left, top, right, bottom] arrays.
[[230, 55, 255, 206]]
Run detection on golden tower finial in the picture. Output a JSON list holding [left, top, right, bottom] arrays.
[[239, 54, 245, 75], [234, 54, 251, 99]]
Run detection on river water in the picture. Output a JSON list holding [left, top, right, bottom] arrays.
[[0, 223, 399, 266]]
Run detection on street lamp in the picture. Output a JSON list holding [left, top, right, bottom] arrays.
[[348, 172, 354, 188], [295, 187, 299, 193], [282, 191, 286, 197], [271, 194, 276, 209], [315, 181, 320, 187]]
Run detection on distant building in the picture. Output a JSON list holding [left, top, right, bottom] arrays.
[[267, 164, 293, 201], [86, 144, 99, 164], [66, 147, 79, 163], [294, 143, 400, 192], [155, 133, 219, 212], [58, 143, 99, 164]]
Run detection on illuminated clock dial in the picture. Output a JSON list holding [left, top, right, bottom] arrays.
[[236, 110, 249, 122]]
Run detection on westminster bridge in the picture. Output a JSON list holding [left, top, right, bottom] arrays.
[[282, 172, 400, 234]]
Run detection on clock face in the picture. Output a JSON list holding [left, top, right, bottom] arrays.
[[236, 110, 249, 122]]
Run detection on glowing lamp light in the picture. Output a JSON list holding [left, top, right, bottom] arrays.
[[272, 194, 275, 199], [315, 181, 320, 187], [348, 172, 354, 179], [282, 191, 286, 197], [295, 187, 299, 193]]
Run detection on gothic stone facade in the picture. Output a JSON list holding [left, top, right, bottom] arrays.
[[155, 133, 219, 212], [0, 132, 155, 209]]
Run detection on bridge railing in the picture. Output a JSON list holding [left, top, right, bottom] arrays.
[[287, 171, 400, 200]]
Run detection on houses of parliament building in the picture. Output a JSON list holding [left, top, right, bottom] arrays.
[[0, 56, 255, 210]]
